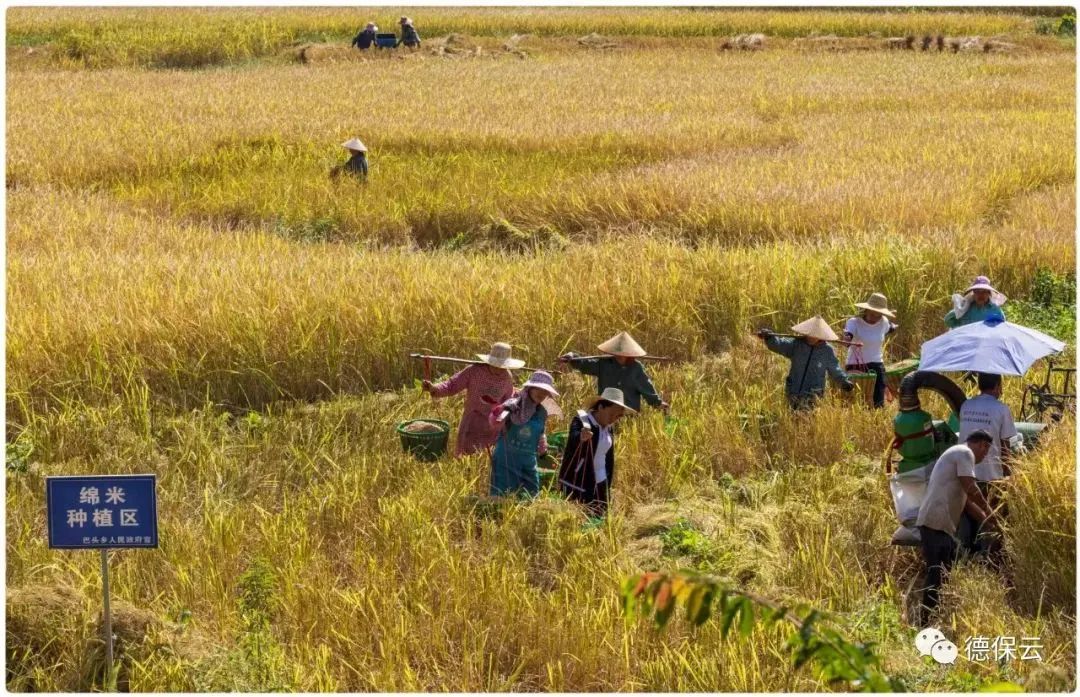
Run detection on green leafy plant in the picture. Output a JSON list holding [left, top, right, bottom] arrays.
[[622, 570, 906, 692], [5, 435, 34, 474], [1057, 13, 1076, 36], [1009, 269, 1075, 358], [659, 519, 729, 571]]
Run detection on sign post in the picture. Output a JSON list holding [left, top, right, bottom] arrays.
[[46, 474, 158, 690], [101, 549, 113, 686]]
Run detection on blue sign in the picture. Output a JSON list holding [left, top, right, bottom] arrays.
[[46, 475, 158, 549]]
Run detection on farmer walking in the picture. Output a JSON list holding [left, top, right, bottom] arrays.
[[398, 17, 422, 48], [558, 331, 669, 413], [351, 22, 379, 49], [945, 275, 1007, 328], [956, 372, 1016, 562], [915, 430, 997, 626], [489, 371, 559, 497], [558, 387, 634, 519], [422, 342, 519, 457], [758, 316, 855, 411], [843, 292, 899, 409]]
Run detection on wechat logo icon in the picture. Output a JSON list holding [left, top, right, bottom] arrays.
[[915, 627, 959, 665]]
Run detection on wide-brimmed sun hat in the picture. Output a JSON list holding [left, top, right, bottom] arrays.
[[854, 292, 896, 319], [365, 22, 377, 30], [597, 331, 647, 358], [964, 276, 1007, 306], [791, 316, 839, 342], [522, 370, 559, 398], [587, 387, 638, 414], [342, 138, 367, 152], [400, 16, 412, 24], [476, 342, 525, 370]]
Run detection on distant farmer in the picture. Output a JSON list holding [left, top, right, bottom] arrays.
[[558, 331, 668, 413], [331, 138, 369, 180], [398, 17, 421, 48], [843, 292, 899, 409], [945, 275, 1007, 329], [956, 372, 1016, 559], [352, 22, 378, 50], [489, 370, 559, 497], [915, 430, 997, 626], [758, 316, 855, 411], [558, 387, 635, 519], [422, 342, 519, 457]]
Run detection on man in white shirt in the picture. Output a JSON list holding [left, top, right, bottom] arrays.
[[915, 430, 996, 626], [956, 373, 1016, 557]]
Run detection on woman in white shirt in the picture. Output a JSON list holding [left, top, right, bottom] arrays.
[[843, 292, 899, 409], [557, 387, 635, 519]]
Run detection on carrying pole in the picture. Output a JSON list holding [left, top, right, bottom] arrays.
[[408, 353, 538, 372], [755, 332, 863, 348], [562, 354, 673, 362]]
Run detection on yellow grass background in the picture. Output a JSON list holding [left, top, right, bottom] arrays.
[[6, 7, 1076, 692]]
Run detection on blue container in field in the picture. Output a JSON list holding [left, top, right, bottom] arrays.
[[375, 33, 398, 48]]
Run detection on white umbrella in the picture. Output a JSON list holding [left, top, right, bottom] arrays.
[[919, 321, 1066, 376]]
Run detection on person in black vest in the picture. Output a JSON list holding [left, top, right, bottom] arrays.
[[352, 22, 378, 50], [558, 387, 634, 519]]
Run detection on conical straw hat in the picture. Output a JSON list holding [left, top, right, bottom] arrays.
[[342, 138, 367, 152], [791, 316, 839, 342], [597, 331, 647, 358]]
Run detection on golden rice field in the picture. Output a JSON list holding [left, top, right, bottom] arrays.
[[5, 7, 1076, 692]]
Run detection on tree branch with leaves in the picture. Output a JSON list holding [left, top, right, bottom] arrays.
[[621, 570, 906, 693]]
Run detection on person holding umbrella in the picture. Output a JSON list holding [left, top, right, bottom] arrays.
[[758, 316, 856, 411], [945, 275, 1007, 329], [558, 331, 668, 414], [489, 370, 559, 497], [422, 342, 519, 457], [558, 387, 634, 519]]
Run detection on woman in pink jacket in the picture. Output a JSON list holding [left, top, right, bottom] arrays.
[[422, 342, 521, 457]]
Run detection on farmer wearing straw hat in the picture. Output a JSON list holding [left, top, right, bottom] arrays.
[[489, 371, 559, 497], [423, 342, 519, 457], [758, 316, 855, 411], [398, 17, 422, 48], [333, 138, 369, 179], [945, 275, 1007, 329], [558, 331, 668, 413], [351, 22, 379, 50], [843, 292, 899, 409], [558, 387, 635, 519]]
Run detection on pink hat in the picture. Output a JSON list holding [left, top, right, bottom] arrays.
[[964, 275, 1007, 306], [521, 370, 559, 398]]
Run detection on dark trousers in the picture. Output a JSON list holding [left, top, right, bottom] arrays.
[[918, 525, 957, 625], [957, 481, 1006, 567]]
